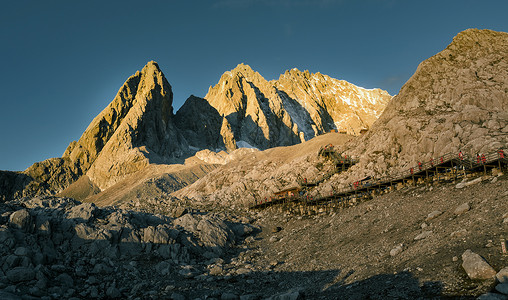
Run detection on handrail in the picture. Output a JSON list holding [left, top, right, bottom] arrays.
[[249, 148, 506, 209]]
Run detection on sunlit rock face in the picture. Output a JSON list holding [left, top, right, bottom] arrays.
[[63, 61, 188, 190], [6, 61, 391, 197], [340, 29, 508, 181], [204, 63, 391, 151]]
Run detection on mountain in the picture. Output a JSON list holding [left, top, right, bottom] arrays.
[[201, 63, 391, 151], [317, 28, 508, 192], [1, 61, 391, 200], [176, 28, 508, 206], [63, 61, 189, 190]]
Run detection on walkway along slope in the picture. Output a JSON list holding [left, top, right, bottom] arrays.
[[249, 148, 507, 210]]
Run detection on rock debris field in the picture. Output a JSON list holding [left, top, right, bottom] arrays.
[[0, 172, 507, 299]]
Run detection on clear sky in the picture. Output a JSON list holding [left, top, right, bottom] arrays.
[[1, 0, 507, 171]]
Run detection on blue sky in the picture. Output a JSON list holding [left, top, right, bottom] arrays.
[[1, 0, 507, 171]]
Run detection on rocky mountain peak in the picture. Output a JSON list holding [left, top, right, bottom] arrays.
[[62, 60, 187, 190], [338, 28, 508, 182]]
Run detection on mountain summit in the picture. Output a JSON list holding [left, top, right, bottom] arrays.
[[63, 61, 188, 190], [199, 63, 391, 151]]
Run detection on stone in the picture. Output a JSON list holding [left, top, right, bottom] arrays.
[[495, 283, 508, 295], [266, 288, 304, 300], [450, 229, 468, 238], [66, 202, 97, 222], [414, 231, 433, 241], [170, 293, 186, 300], [0, 291, 21, 300], [6, 266, 35, 283], [209, 265, 223, 276], [171, 207, 188, 218], [9, 209, 31, 231], [461, 249, 497, 280], [221, 292, 239, 300], [454, 203, 470, 215], [106, 284, 121, 298], [426, 211, 442, 221], [497, 267, 508, 283], [390, 244, 404, 257], [477, 293, 507, 300], [56, 273, 74, 287], [236, 268, 252, 275], [240, 295, 259, 300], [13, 247, 29, 256]]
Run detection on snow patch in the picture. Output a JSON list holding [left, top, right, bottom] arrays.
[[236, 140, 259, 150]]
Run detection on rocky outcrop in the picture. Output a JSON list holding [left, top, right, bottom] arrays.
[[0, 158, 82, 201], [0, 196, 258, 299], [204, 63, 391, 151], [82, 61, 189, 190], [174, 95, 224, 150], [274, 68, 389, 135], [321, 29, 508, 188]]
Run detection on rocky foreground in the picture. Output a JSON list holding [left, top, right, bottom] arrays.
[[0, 172, 507, 299]]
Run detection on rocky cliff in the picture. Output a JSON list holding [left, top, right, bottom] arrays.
[[202, 63, 391, 151], [318, 28, 508, 192], [175, 29, 508, 206]]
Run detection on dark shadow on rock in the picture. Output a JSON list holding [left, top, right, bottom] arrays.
[[0, 171, 32, 202], [0, 198, 483, 299], [174, 95, 225, 151]]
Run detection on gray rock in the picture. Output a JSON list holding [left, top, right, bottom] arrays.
[[0, 291, 21, 300], [461, 249, 497, 280], [496, 283, 508, 295], [178, 265, 198, 278], [6, 266, 35, 283], [497, 267, 508, 283], [454, 203, 471, 215], [91, 263, 113, 275], [477, 293, 507, 300], [197, 215, 234, 254], [236, 268, 252, 275], [266, 289, 304, 300], [170, 292, 186, 300], [66, 202, 97, 222], [143, 225, 170, 244], [171, 207, 188, 218], [209, 265, 223, 276], [106, 284, 121, 298], [414, 230, 433, 241], [425, 210, 442, 221], [221, 292, 239, 300], [14, 247, 29, 256], [450, 229, 468, 238], [9, 209, 31, 231], [390, 244, 404, 257], [56, 273, 74, 287], [155, 261, 171, 275], [90, 286, 99, 298], [240, 295, 260, 300], [269, 236, 279, 243]]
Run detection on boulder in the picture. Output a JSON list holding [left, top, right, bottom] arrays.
[[497, 267, 508, 283], [461, 249, 497, 280], [9, 209, 31, 231], [66, 202, 97, 222], [495, 283, 508, 295], [6, 266, 35, 283]]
